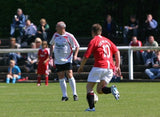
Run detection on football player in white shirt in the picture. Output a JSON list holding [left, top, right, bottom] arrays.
[[50, 21, 79, 101]]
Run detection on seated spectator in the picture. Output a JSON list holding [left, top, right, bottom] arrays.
[[10, 8, 26, 37], [124, 15, 138, 44], [21, 19, 37, 47], [102, 14, 116, 40], [8, 37, 21, 64], [145, 51, 160, 79], [37, 18, 50, 42], [6, 60, 21, 84], [142, 35, 158, 64], [35, 38, 42, 48], [144, 14, 158, 38], [24, 42, 37, 72], [129, 36, 143, 65]]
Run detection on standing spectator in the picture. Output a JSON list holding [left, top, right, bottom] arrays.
[[102, 14, 117, 40], [142, 35, 158, 64], [6, 60, 21, 84], [8, 37, 21, 64], [24, 42, 37, 72], [10, 8, 26, 37], [22, 19, 37, 47], [50, 21, 79, 101], [35, 38, 42, 48], [37, 18, 50, 42], [37, 41, 50, 86], [123, 15, 138, 44], [129, 36, 143, 65], [144, 14, 158, 38], [145, 51, 160, 79]]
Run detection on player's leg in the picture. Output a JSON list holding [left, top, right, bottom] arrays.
[[86, 82, 96, 111], [37, 74, 41, 86], [57, 71, 68, 101], [66, 69, 78, 101], [85, 67, 101, 111], [6, 74, 12, 84], [45, 65, 49, 86], [98, 69, 120, 100], [97, 80, 111, 94], [45, 75, 49, 86], [12, 74, 19, 84]]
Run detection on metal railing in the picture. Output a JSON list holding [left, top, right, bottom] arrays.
[[0, 46, 160, 80]]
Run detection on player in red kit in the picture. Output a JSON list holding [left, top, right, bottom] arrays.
[[37, 41, 50, 86], [78, 24, 121, 111]]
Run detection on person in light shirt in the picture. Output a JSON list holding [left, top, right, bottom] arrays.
[[50, 21, 79, 101]]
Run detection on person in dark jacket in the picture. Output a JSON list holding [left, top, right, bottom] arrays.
[[102, 14, 117, 40], [10, 8, 26, 37], [37, 18, 50, 42]]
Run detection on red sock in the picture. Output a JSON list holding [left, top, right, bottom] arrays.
[[45, 76, 48, 85], [37, 76, 41, 84]]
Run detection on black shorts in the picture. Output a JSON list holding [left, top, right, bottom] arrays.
[[56, 63, 72, 72]]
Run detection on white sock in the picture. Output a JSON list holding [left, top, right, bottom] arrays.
[[59, 78, 67, 97], [69, 77, 77, 96]]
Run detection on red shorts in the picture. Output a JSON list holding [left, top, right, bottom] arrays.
[[37, 63, 49, 75]]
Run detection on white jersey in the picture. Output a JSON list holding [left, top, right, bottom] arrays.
[[50, 32, 80, 64]]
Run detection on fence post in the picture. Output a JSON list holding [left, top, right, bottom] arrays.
[[128, 48, 134, 80]]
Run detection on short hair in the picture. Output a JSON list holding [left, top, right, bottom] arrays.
[[31, 42, 35, 46], [40, 18, 47, 24], [42, 41, 48, 48], [56, 21, 66, 28], [10, 60, 15, 64], [130, 15, 136, 19], [91, 24, 102, 35], [35, 38, 42, 44], [17, 8, 22, 12]]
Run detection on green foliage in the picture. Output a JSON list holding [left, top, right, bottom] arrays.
[[0, 0, 159, 37], [0, 82, 160, 117]]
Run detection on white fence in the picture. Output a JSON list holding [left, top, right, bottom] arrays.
[[1, 46, 160, 80]]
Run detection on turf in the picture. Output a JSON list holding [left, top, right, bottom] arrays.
[[0, 82, 160, 117]]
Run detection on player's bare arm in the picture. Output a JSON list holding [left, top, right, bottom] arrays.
[[74, 46, 79, 61], [50, 45, 54, 58], [78, 57, 88, 73], [114, 51, 121, 76], [44, 57, 49, 64]]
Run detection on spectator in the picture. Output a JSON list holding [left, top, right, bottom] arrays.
[[102, 14, 117, 40], [21, 19, 37, 47], [24, 42, 37, 72], [8, 37, 21, 64], [35, 38, 42, 48], [6, 60, 21, 84], [129, 36, 143, 65], [10, 8, 26, 37], [37, 18, 50, 42], [145, 51, 160, 79], [142, 35, 158, 64], [123, 15, 138, 44], [144, 14, 158, 37]]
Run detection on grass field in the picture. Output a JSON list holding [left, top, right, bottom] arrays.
[[0, 82, 160, 117]]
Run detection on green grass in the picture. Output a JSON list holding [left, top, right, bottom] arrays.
[[0, 82, 160, 117]]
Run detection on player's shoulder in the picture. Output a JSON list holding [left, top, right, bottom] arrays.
[[53, 32, 60, 37], [65, 32, 75, 38]]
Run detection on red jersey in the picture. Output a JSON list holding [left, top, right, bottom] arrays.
[[84, 35, 118, 69], [129, 40, 142, 47], [37, 48, 50, 75], [129, 40, 143, 52], [38, 48, 50, 64]]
